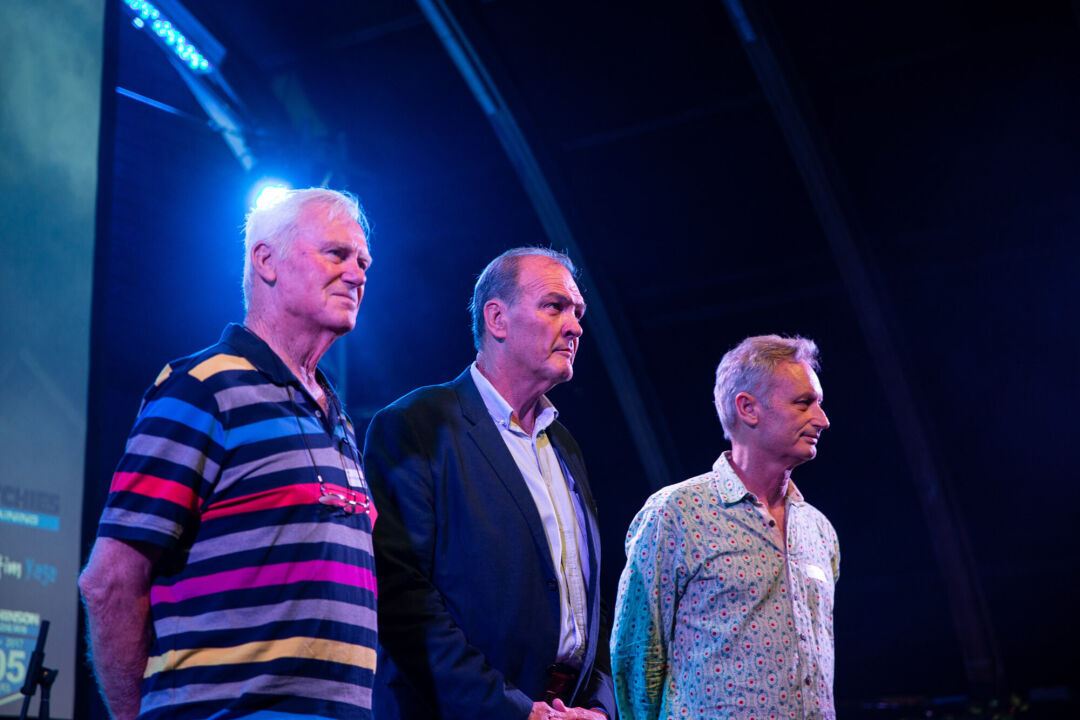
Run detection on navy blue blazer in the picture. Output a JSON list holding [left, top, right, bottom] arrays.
[[364, 368, 616, 720]]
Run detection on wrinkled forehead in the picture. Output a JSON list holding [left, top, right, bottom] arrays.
[[768, 360, 823, 396], [300, 202, 368, 243], [518, 256, 583, 299]]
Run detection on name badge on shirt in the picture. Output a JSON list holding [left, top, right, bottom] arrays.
[[345, 466, 364, 489], [805, 563, 828, 583]]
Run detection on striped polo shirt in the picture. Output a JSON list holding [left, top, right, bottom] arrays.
[[96, 324, 378, 720]]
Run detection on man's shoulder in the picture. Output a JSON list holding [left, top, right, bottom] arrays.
[[380, 376, 465, 414], [633, 470, 724, 527], [368, 370, 474, 430], [363, 372, 478, 460], [654, 469, 723, 505], [141, 329, 270, 407], [158, 347, 249, 386]]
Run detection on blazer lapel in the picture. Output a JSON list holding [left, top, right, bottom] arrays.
[[548, 423, 601, 576], [547, 421, 604, 703], [451, 369, 558, 578]]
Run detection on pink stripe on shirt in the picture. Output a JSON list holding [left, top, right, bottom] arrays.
[[150, 560, 377, 605], [111, 472, 199, 511], [201, 484, 322, 521]]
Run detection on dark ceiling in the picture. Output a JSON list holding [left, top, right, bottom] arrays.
[[89, 0, 1080, 713]]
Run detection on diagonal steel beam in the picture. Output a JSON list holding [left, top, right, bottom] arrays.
[[416, 0, 673, 492]]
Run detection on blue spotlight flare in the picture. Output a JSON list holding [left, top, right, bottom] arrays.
[[123, 0, 212, 73], [254, 184, 292, 211]]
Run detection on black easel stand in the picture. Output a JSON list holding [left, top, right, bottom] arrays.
[[19, 619, 58, 720]]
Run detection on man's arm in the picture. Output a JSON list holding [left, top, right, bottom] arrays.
[[78, 537, 161, 720], [609, 501, 677, 720], [365, 404, 535, 719]]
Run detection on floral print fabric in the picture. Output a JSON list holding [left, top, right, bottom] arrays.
[[611, 452, 839, 720]]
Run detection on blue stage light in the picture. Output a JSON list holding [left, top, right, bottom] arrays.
[[122, 0, 212, 73], [253, 183, 292, 211]]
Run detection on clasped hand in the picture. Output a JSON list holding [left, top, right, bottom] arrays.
[[529, 698, 607, 720]]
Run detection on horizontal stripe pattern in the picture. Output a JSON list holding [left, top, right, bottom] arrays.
[[153, 364, 172, 386], [189, 353, 255, 381], [186, 521, 374, 564], [111, 472, 200, 510], [99, 506, 185, 541], [154, 599, 377, 639], [123, 432, 222, 484], [199, 483, 323, 521], [150, 560, 376, 604], [221, 415, 313, 450], [214, 382, 292, 412], [145, 637, 377, 676], [140, 673, 372, 715], [92, 325, 376, 719], [140, 396, 224, 441]]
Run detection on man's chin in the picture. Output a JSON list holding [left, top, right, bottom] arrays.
[[326, 317, 357, 335], [543, 362, 574, 387], [786, 445, 817, 467]]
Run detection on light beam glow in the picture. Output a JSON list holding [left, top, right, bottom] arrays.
[[253, 183, 292, 211]]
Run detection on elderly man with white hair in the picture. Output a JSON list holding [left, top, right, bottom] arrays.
[[79, 189, 378, 720], [611, 334, 839, 720]]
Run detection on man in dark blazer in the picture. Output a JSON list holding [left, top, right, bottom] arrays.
[[364, 247, 615, 720]]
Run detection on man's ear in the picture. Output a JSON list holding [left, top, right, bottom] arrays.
[[734, 391, 759, 428], [251, 241, 276, 285], [484, 299, 508, 342]]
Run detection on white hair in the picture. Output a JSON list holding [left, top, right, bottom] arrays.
[[241, 188, 369, 310], [713, 334, 820, 440]]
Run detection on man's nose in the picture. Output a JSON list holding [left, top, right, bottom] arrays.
[[812, 405, 830, 430], [343, 259, 366, 287], [564, 314, 583, 339]]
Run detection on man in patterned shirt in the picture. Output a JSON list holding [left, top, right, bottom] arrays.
[[611, 334, 839, 720], [78, 188, 378, 720]]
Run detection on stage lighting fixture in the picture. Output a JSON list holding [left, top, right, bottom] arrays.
[[253, 183, 292, 211], [122, 0, 212, 73]]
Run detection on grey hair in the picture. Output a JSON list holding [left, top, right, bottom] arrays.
[[469, 247, 577, 352], [713, 334, 820, 440], [242, 188, 370, 310]]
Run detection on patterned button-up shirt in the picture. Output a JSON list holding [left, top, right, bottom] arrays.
[[611, 452, 839, 720]]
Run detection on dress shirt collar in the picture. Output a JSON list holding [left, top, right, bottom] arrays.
[[712, 451, 805, 506], [469, 362, 558, 436]]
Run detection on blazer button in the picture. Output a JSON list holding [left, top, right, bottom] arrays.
[[547, 579, 558, 591]]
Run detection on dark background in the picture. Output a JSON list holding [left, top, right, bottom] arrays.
[[82, 0, 1080, 717]]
